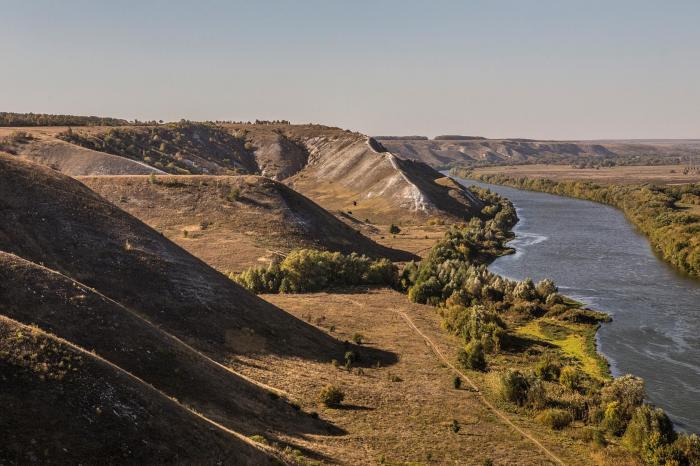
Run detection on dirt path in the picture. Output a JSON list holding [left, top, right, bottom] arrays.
[[394, 308, 566, 466], [344, 296, 565, 465]]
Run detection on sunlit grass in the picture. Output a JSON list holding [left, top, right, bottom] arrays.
[[516, 319, 610, 380]]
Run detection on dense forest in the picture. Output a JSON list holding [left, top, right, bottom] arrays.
[[458, 171, 700, 278]]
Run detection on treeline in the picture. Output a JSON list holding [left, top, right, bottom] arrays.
[[466, 172, 700, 278], [0, 112, 151, 127], [232, 249, 397, 293], [211, 119, 291, 125], [434, 135, 487, 141], [374, 136, 429, 140], [59, 121, 252, 175], [451, 153, 684, 170]]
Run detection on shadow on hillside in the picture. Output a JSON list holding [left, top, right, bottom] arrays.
[[501, 333, 555, 354]]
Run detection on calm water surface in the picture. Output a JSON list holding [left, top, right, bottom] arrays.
[[452, 175, 700, 432]]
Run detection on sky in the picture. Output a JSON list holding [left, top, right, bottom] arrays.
[[2, 0, 699, 139]]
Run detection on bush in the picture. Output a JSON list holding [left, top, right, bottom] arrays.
[[351, 333, 364, 345], [318, 385, 344, 407], [534, 355, 561, 381], [227, 187, 241, 202], [623, 404, 675, 454], [458, 341, 486, 371], [536, 409, 573, 430], [673, 433, 700, 465], [389, 224, 401, 234], [559, 366, 581, 391], [344, 350, 357, 368], [497, 370, 530, 406], [526, 378, 548, 409], [452, 375, 462, 389], [601, 401, 626, 436], [581, 427, 607, 447], [535, 278, 558, 301], [601, 375, 645, 424]]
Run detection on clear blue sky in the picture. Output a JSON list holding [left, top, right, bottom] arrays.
[[2, 0, 699, 139]]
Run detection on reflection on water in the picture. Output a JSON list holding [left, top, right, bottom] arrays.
[[453, 175, 700, 433]]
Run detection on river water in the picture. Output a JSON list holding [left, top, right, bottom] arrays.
[[452, 175, 700, 433]]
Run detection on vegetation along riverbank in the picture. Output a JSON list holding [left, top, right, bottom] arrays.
[[235, 183, 700, 465], [452, 168, 700, 280]]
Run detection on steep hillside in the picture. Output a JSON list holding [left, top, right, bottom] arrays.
[[254, 126, 484, 223], [80, 174, 416, 273], [0, 252, 333, 439], [0, 316, 276, 465], [4, 133, 164, 176], [0, 154, 353, 362], [9, 123, 483, 223], [378, 136, 700, 169], [58, 122, 257, 175]]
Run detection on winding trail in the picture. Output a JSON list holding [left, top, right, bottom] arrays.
[[394, 310, 565, 466], [347, 297, 565, 466]]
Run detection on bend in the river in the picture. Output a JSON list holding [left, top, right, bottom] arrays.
[[450, 174, 700, 433]]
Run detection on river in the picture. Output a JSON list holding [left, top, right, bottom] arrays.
[[451, 175, 700, 433]]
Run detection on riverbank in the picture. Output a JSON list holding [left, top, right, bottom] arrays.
[[235, 180, 700, 463], [452, 167, 700, 279]]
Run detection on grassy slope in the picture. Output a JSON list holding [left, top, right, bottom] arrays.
[[0, 316, 277, 465], [0, 154, 358, 362], [79, 174, 416, 273], [0, 252, 333, 440]]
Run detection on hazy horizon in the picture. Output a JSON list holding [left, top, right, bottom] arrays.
[[2, 0, 699, 139]]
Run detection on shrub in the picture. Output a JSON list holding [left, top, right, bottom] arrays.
[[389, 224, 401, 234], [497, 370, 530, 406], [641, 432, 686, 466], [673, 433, 700, 465], [351, 333, 364, 345], [535, 278, 558, 301], [559, 366, 581, 391], [227, 187, 241, 202], [601, 375, 645, 423], [581, 427, 607, 447], [450, 419, 460, 433], [526, 378, 548, 409], [623, 404, 675, 454], [458, 341, 486, 371], [536, 409, 573, 430], [513, 278, 537, 301], [452, 375, 462, 389], [534, 355, 561, 381], [344, 350, 357, 368], [318, 385, 344, 407], [601, 401, 626, 436]]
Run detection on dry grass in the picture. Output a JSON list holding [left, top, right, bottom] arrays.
[[472, 164, 700, 186], [227, 289, 599, 465]]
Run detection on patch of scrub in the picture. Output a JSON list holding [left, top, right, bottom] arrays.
[[516, 318, 610, 380]]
